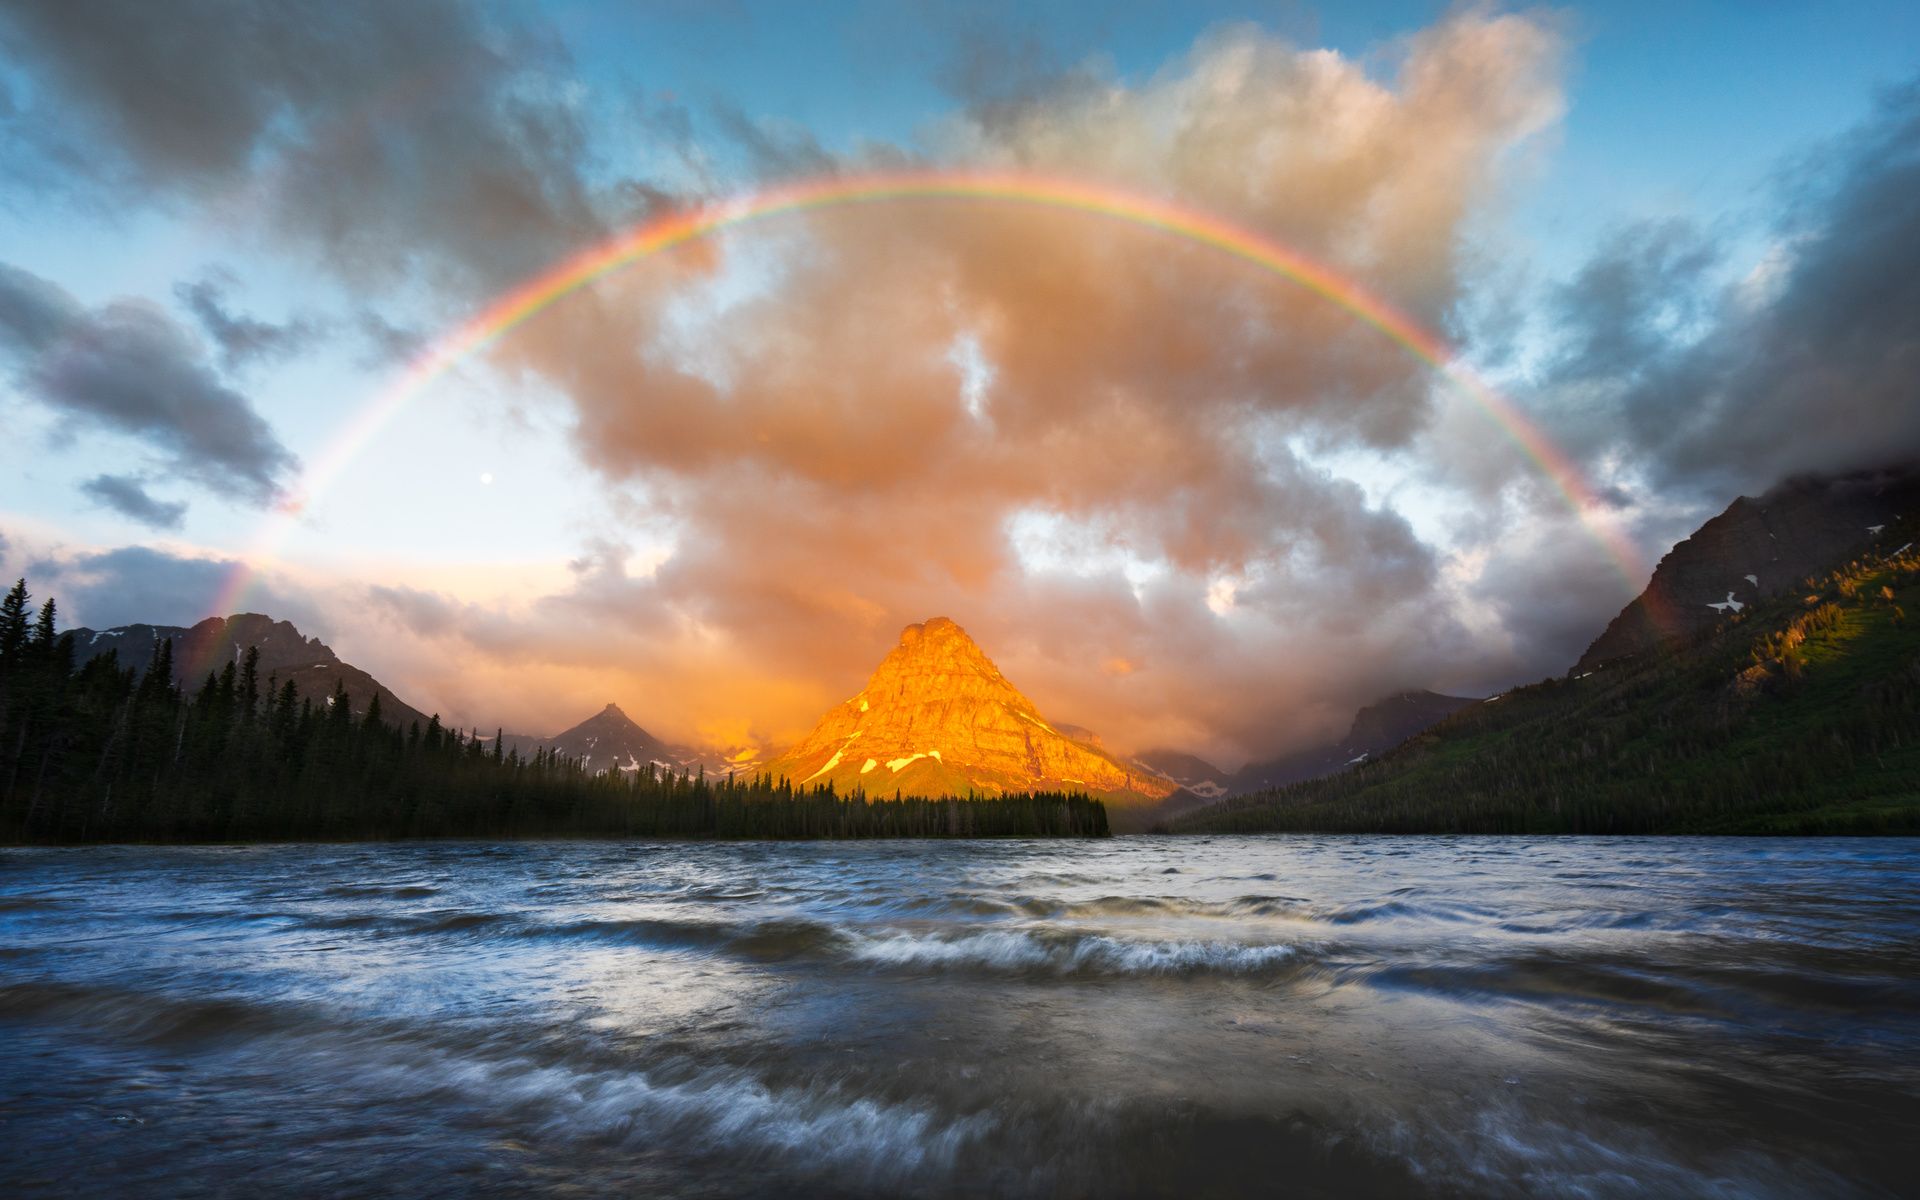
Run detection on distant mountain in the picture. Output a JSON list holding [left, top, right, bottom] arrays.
[[497, 703, 754, 777], [759, 617, 1190, 830], [1131, 690, 1475, 800], [1575, 465, 1920, 673], [1168, 481, 1920, 836], [1226, 690, 1478, 794], [1128, 750, 1236, 799], [68, 614, 430, 730]]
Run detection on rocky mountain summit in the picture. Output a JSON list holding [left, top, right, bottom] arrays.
[[760, 617, 1184, 826], [498, 703, 751, 777]]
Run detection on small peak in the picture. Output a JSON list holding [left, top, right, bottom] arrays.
[[602, 703, 626, 717]]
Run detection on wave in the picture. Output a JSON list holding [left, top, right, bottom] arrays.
[[1, 973, 1891, 1200], [842, 928, 1310, 976], [320, 883, 442, 899], [0, 980, 990, 1192], [1368, 952, 1920, 1024]]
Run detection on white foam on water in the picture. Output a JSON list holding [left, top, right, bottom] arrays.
[[332, 1039, 995, 1189], [1382, 1099, 1854, 1200], [842, 928, 1302, 975]]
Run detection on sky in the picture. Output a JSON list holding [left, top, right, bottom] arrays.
[[1, 0, 1917, 768]]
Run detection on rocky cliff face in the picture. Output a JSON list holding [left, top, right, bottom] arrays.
[[760, 618, 1180, 819], [1574, 466, 1920, 673]]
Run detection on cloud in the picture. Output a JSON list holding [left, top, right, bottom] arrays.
[[0, 7, 1636, 762], [1544, 79, 1920, 497], [392, 12, 1568, 761], [1548, 219, 1720, 387], [0, 260, 83, 352], [0, 0, 614, 297], [31, 545, 233, 630], [352, 307, 428, 367], [80, 474, 188, 530], [0, 263, 297, 504], [0, 536, 335, 640], [174, 277, 322, 369]]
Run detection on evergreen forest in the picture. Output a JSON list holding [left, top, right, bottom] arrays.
[[1166, 525, 1920, 836], [0, 581, 1109, 844]]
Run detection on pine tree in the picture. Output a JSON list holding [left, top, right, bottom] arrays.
[[0, 579, 28, 667], [30, 598, 55, 652], [239, 648, 260, 725]]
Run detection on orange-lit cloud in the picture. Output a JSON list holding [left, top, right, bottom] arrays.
[[365, 12, 1571, 765]]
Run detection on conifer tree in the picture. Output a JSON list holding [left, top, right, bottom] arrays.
[[0, 579, 28, 667], [239, 648, 260, 724], [31, 597, 55, 651]]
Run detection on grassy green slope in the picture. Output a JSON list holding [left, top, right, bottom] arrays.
[[1165, 527, 1920, 836]]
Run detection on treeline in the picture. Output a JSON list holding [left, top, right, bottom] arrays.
[[1166, 529, 1920, 837], [0, 581, 1108, 843]]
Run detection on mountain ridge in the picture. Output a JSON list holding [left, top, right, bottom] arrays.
[[68, 614, 430, 730], [1575, 466, 1920, 673]]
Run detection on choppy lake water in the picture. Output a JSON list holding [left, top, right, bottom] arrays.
[[2, 836, 1917, 1198]]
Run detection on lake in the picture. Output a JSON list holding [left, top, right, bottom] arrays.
[[3, 836, 1916, 1197]]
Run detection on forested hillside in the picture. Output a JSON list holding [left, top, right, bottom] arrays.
[[0, 581, 1107, 843], [1166, 526, 1920, 836]]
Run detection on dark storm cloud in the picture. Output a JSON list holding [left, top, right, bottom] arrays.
[[22, 544, 227, 629], [1548, 80, 1920, 495], [80, 474, 188, 530], [174, 278, 322, 369], [0, 263, 296, 504], [0, 0, 612, 295], [1549, 219, 1720, 386]]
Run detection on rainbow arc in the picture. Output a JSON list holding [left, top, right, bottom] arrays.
[[198, 170, 1659, 680]]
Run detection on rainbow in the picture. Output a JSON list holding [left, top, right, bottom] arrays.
[[204, 170, 1655, 670]]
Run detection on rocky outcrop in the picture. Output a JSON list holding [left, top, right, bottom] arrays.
[[1574, 465, 1920, 673], [760, 618, 1181, 821]]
